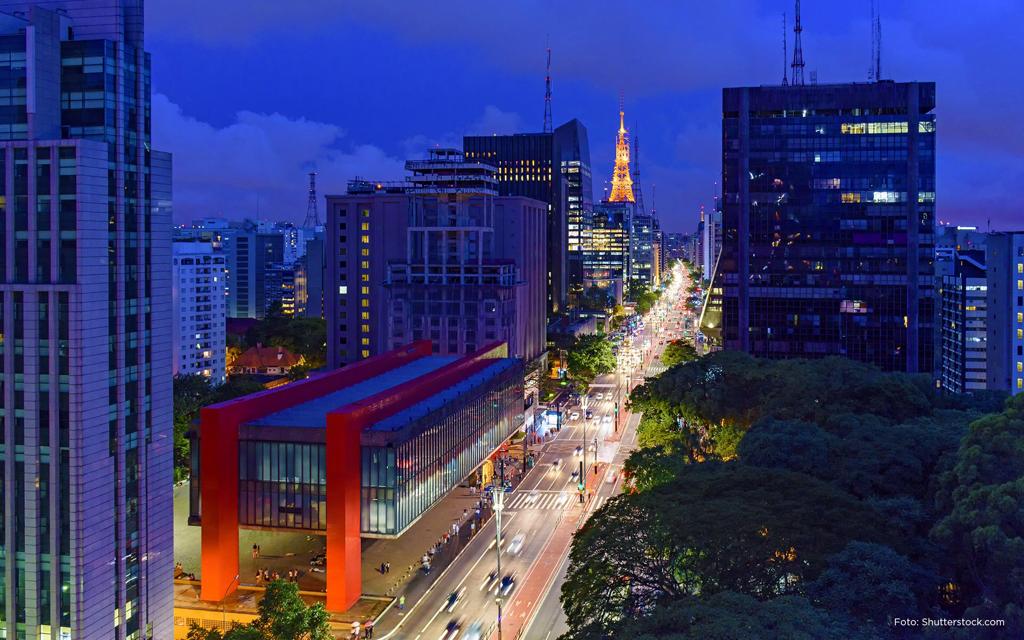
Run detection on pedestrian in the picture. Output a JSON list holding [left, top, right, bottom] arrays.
[[386, 562, 391, 573], [255, 570, 262, 584], [364, 619, 374, 638], [470, 521, 476, 536], [398, 595, 406, 610], [351, 620, 360, 639], [462, 508, 468, 520], [380, 561, 386, 574], [252, 543, 258, 559]]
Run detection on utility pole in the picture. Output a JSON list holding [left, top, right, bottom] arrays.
[[492, 457, 506, 640]]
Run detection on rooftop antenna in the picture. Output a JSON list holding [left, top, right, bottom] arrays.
[[790, 0, 805, 85], [303, 171, 321, 228], [633, 126, 645, 214], [868, 0, 876, 81], [875, 1, 882, 81], [543, 38, 553, 133], [782, 12, 789, 86]]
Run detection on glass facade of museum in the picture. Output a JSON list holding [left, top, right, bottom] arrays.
[[360, 359, 523, 535], [237, 441, 328, 531]]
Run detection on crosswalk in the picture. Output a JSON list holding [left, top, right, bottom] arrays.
[[505, 490, 611, 511]]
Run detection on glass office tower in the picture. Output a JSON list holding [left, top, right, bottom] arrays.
[[0, 3, 173, 639], [463, 119, 593, 313], [713, 81, 936, 373]]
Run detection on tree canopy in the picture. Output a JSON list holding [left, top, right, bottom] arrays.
[[566, 334, 616, 388], [561, 350, 1014, 640], [660, 339, 698, 368]]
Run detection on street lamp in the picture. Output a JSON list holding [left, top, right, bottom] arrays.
[[492, 458, 506, 640], [221, 573, 240, 629]]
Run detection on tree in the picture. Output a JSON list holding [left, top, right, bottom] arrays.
[[601, 591, 873, 640], [173, 375, 213, 481], [931, 394, 1024, 634], [808, 541, 932, 626], [187, 580, 331, 640], [660, 339, 698, 368], [559, 463, 894, 637], [622, 445, 687, 492], [566, 334, 615, 388]]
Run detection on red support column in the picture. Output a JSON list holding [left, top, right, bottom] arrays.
[[199, 405, 240, 602], [326, 411, 363, 611]]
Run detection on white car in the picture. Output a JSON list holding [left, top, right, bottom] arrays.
[[555, 491, 570, 507], [574, 445, 583, 457], [569, 411, 580, 421], [525, 490, 539, 505], [506, 533, 525, 555], [595, 392, 604, 400], [462, 622, 484, 640]]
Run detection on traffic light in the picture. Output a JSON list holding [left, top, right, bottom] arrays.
[[614, 402, 619, 415]]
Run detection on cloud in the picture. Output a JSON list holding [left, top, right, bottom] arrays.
[[152, 94, 406, 222]]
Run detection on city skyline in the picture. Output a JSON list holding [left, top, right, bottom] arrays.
[[147, 0, 1023, 233]]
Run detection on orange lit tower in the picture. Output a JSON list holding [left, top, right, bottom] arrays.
[[608, 102, 635, 203]]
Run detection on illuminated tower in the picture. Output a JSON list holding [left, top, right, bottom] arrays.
[[608, 104, 635, 203]]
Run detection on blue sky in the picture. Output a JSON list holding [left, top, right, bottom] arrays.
[[148, 0, 1024, 233]]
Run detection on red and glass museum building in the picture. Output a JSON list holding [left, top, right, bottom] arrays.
[[188, 341, 523, 610]]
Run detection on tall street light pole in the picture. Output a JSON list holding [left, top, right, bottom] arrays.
[[492, 457, 506, 640]]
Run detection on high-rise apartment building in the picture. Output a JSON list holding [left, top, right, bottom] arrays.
[[463, 119, 592, 313], [295, 230, 325, 318], [326, 150, 547, 368], [708, 81, 936, 373], [939, 250, 987, 394], [172, 242, 226, 385], [0, 2, 173, 638]]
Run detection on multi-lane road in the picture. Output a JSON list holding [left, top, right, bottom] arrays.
[[380, 263, 694, 640]]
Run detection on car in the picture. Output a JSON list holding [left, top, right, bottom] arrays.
[[574, 445, 583, 457], [525, 490, 539, 505], [555, 491, 570, 507], [445, 590, 461, 613], [551, 458, 563, 470], [601, 415, 612, 426], [480, 571, 498, 591], [462, 622, 484, 640], [444, 620, 462, 640], [499, 574, 516, 595], [585, 410, 593, 419], [594, 392, 604, 400], [506, 532, 525, 555], [569, 411, 580, 421]]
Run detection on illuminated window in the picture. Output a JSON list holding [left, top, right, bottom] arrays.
[[361, 222, 369, 231], [1018, 263, 1023, 274], [841, 192, 861, 203], [361, 286, 369, 295], [361, 349, 370, 358], [361, 311, 369, 320], [919, 121, 935, 133], [1019, 378, 1023, 390], [361, 299, 369, 308], [361, 274, 369, 282], [1018, 362, 1023, 373], [1018, 280, 1023, 291], [361, 337, 370, 346], [361, 324, 370, 333], [338, 285, 347, 295], [361, 209, 370, 218], [1018, 312, 1023, 323], [361, 260, 369, 269], [361, 248, 369, 257], [1019, 328, 1023, 340]]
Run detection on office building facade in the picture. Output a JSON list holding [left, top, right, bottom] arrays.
[[939, 250, 987, 393], [0, 2, 173, 638], [326, 150, 547, 368], [582, 201, 632, 304], [985, 232, 1024, 394], [710, 81, 936, 373], [463, 119, 592, 313], [172, 242, 226, 385]]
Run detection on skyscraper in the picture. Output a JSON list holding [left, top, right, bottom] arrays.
[[708, 81, 936, 373], [463, 119, 592, 313], [0, 2, 173, 638]]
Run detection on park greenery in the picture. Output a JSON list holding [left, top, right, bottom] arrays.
[[187, 580, 331, 640], [235, 303, 328, 370], [565, 334, 616, 390], [559, 350, 1021, 639]]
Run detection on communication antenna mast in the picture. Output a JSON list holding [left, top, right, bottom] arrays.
[[875, 2, 882, 81], [790, 0, 805, 85], [782, 12, 789, 86], [633, 129, 645, 214], [543, 40, 553, 133], [303, 171, 321, 228]]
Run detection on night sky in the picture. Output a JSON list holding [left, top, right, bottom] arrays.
[[147, 0, 1023, 233]]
